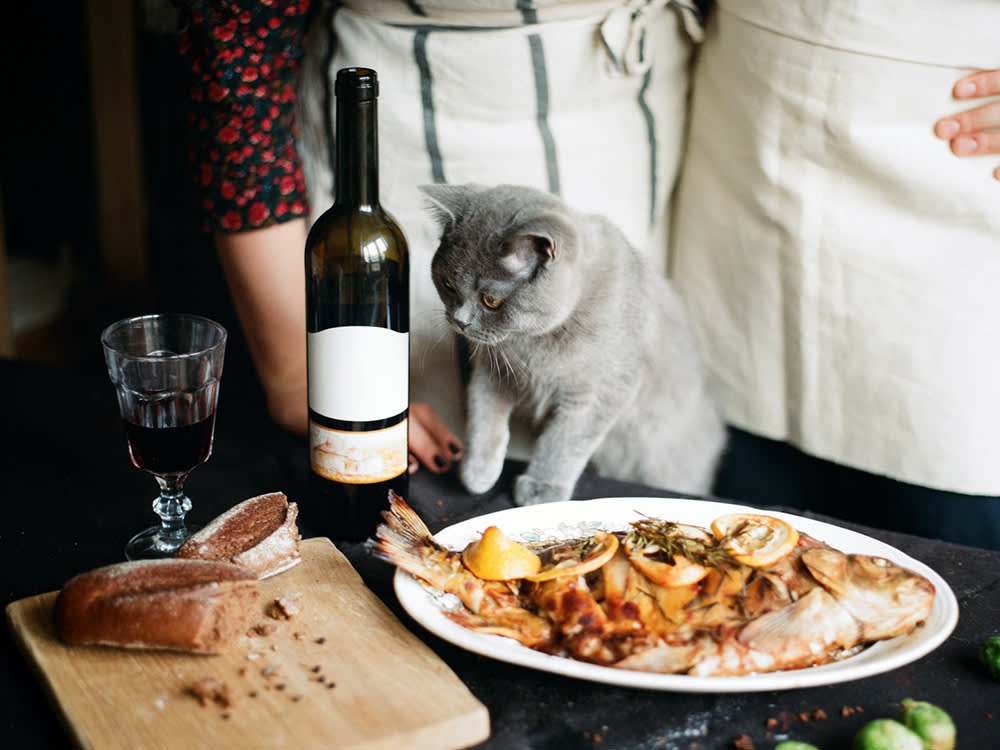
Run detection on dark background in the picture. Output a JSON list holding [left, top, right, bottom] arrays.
[[1, 0, 254, 393]]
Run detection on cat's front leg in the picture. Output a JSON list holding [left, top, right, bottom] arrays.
[[514, 475, 574, 506], [515, 398, 614, 506], [460, 365, 515, 494]]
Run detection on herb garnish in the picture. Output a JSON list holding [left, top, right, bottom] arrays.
[[625, 517, 739, 570]]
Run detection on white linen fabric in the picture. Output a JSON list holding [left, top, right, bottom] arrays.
[[670, 0, 1000, 494], [298, 0, 700, 455]]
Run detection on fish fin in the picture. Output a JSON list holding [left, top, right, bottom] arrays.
[[738, 588, 859, 669]]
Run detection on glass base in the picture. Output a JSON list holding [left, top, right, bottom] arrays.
[[125, 524, 200, 560]]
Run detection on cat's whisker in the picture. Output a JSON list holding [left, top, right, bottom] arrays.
[[487, 344, 522, 385], [411, 309, 455, 373]]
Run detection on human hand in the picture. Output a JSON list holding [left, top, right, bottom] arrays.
[[934, 69, 1000, 180], [408, 401, 464, 474]]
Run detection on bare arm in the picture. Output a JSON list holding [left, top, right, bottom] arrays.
[[216, 221, 309, 435], [934, 69, 1000, 179]]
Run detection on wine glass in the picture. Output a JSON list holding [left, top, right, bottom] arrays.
[[101, 313, 227, 560]]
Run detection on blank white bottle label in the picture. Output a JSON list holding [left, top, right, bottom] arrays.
[[307, 327, 408, 421]]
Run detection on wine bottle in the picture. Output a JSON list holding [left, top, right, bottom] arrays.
[[305, 67, 409, 542]]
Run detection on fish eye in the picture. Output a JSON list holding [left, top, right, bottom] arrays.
[[481, 293, 503, 310]]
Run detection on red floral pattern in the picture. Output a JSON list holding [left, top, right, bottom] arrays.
[[178, 0, 313, 234]]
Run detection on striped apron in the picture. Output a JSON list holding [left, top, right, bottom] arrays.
[[298, 0, 701, 452], [670, 0, 1000, 494]]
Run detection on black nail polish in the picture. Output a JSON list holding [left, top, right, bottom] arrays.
[[448, 441, 462, 455], [434, 455, 447, 469]]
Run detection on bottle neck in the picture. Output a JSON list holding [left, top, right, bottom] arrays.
[[335, 96, 379, 209]]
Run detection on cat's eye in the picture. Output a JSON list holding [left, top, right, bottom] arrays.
[[481, 293, 503, 310]]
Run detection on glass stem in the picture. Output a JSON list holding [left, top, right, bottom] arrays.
[[153, 473, 192, 543]]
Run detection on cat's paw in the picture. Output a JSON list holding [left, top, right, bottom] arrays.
[[514, 475, 573, 506], [460, 453, 505, 495]]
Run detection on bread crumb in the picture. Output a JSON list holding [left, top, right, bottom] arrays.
[[261, 665, 282, 679], [251, 622, 278, 636], [732, 734, 754, 750], [267, 592, 304, 620], [188, 678, 236, 708]]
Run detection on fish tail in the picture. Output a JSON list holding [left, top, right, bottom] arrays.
[[364, 491, 451, 582]]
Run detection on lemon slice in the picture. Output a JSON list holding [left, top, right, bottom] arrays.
[[462, 526, 543, 580], [710, 513, 799, 567], [525, 531, 619, 582], [625, 545, 710, 587]]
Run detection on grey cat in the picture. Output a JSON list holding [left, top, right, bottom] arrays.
[[421, 183, 726, 506]]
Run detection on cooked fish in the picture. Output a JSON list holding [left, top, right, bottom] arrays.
[[367, 494, 936, 677]]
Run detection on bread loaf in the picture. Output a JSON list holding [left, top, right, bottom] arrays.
[[54, 559, 258, 653], [176, 492, 301, 578]]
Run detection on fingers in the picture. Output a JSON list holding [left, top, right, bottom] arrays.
[[408, 401, 463, 474], [934, 99, 1000, 149], [935, 70, 1000, 175], [952, 69, 1000, 100]]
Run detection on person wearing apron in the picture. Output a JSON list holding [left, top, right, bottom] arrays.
[[178, 0, 704, 472], [670, 0, 1000, 549]]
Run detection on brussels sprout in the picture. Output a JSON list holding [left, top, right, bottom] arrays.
[[774, 742, 819, 750], [900, 698, 956, 750], [852, 718, 923, 750], [979, 633, 1000, 680]]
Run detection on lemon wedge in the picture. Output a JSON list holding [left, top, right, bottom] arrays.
[[525, 531, 619, 582], [710, 513, 799, 567], [462, 526, 543, 581]]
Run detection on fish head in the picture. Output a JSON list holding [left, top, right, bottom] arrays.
[[801, 548, 935, 640]]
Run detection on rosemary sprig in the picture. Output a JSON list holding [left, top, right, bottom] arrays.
[[527, 536, 601, 567], [626, 517, 739, 570]]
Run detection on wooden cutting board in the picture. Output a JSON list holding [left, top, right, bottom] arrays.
[[6, 537, 490, 750]]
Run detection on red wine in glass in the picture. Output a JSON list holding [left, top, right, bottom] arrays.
[[124, 415, 216, 476]]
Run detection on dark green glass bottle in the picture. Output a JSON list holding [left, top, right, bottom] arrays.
[[305, 68, 409, 542]]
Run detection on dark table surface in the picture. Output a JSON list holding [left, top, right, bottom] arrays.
[[3, 357, 998, 749]]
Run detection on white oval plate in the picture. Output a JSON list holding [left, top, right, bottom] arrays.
[[393, 497, 959, 692]]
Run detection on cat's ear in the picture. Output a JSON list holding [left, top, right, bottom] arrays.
[[420, 184, 457, 229], [419, 184, 483, 230], [501, 234, 555, 278]]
